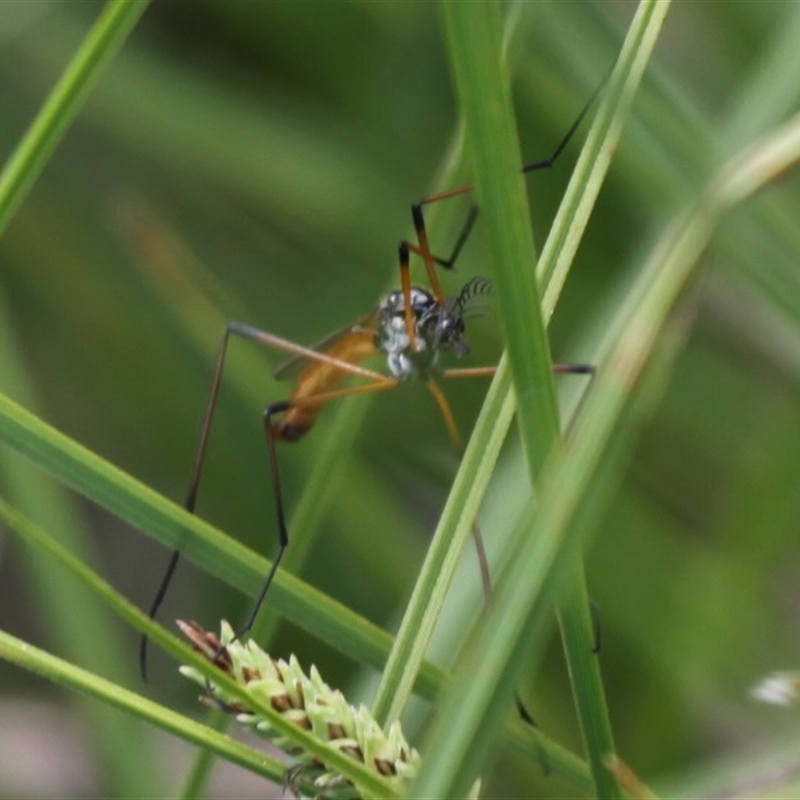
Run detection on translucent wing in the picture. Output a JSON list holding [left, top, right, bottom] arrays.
[[272, 313, 378, 381]]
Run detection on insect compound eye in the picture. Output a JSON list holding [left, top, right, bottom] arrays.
[[435, 313, 469, 357]]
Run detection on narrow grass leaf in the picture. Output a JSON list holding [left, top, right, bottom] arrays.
[[0, 627, 287, 785], [0, 498, 401, 798], [0, 390, 441, 694], [0, 0, 149, 236], [439, 3, 669, 797], [0, 286, 157, 796]]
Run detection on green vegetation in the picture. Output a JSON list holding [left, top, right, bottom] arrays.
[[1, 2, 800, 798]]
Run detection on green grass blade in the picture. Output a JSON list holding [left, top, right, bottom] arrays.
[[411, 97, 800, 800], [0, 0, 149, 237], [0, 627, 287, 786], [0, 286, 158, 795], [0, 497, 402, 798], [370, 360, 514, 722], [442, 5, 614, 797], [444, 2, 560, 473], [435, 3, 668, 797], [371, 354, 595, 789], [544, 3, 671, 794], [0, 388, 442, 692]]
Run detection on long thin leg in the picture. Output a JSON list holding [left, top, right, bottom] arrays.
[[428, 361, 597, 593], [442, 363, 595, 380], [413, 82, 602, 269], [228, 377, 403, 645], [429, 361, 596, 750], [552, 363, 595, 375], [224, 400, 292, 644], [590, 599, 603, 655], [397, 83, 603, 348], [424, 377, 493, 598], [140, 321, 396, 680], [176, 398, 297, 671], [141, 322, 238, 680], [398, 241, 420, 353], [424, 375, 547, 748]]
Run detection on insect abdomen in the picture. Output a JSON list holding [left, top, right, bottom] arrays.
[[273, 329, 377, 442]]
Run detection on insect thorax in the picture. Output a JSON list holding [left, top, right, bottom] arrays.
[[375, 286, 469, 380]]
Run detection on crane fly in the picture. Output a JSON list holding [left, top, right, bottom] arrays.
[[140, 87, 598, 682]]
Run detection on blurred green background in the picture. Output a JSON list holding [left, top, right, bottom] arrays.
[[1, 1, 800, 798]]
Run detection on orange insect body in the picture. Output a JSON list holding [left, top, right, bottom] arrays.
[[273, 279, 485, 443], [276, 326, 378, 442]]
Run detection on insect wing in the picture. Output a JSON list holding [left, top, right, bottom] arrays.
[[272, 314, 377, 381]]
